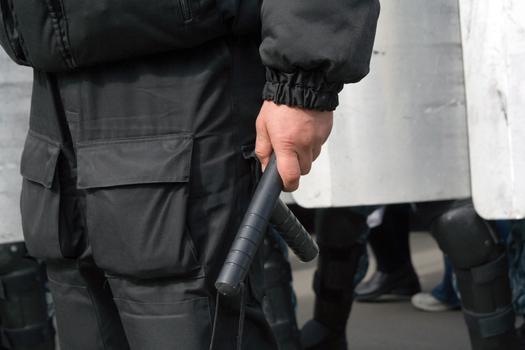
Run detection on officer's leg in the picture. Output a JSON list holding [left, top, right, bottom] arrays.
[[26, 155, 129, 350], [301, 207, 371, 350], [0, 243, 55, 350], [20, 71, 129, 350], [262, 228, 302, 350], [420, 200, 518, 350]]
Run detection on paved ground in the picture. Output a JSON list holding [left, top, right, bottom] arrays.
[[290, 231, 472, 350]]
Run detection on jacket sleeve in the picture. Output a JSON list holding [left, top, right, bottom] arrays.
[[259, 0, 380, 111]]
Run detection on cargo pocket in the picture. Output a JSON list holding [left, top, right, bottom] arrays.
[[76, 133, 201, 279], [20, 131, 62, 261]]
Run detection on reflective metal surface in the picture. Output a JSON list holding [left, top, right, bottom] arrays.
[[0, 51, 32, 243], [293, 0, 472, 208], [459, 0, 525, 219]]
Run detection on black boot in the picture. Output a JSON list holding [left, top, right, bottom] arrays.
[[301, 319, 347, 350], [354, 263, 421, 301]]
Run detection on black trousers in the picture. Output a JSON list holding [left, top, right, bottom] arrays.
[[19, 34, 277, 350]]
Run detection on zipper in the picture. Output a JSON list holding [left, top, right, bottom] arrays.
[[179, 0, 192, 23]]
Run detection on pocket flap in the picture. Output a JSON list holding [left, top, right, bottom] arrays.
[[20, 131, 61, 188], [77, 134, 193, 189]]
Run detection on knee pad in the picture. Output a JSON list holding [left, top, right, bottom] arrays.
[[431, 205, 502, 269], [0, 245, 55, 350]]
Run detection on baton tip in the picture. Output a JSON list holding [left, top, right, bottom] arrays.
[[215, 282, 240, 297]]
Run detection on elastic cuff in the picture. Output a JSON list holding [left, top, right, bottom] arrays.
[[262, 67, 344, 111]]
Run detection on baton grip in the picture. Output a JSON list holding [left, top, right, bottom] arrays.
[[215, 153, 318, 296], [270, 198, 319, 263], [215, 153, 282, 296]]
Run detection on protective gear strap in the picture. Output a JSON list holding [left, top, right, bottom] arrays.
[[313, 242, 366, 303], [454, 253, 508, 285], [463, 304, 516, 339], [0, 262, 40, 299], [1, 317, 55, 349]]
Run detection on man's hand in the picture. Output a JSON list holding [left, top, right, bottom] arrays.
[[255, 101, 333, 192]]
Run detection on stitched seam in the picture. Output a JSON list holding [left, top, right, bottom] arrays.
[[113, 296, 208, 306], [28, 129, 62, 148], [76, 133, 194, 148], [44, 0, 75, 69], [55, 0, 76, 67], [266, 81, 339, 94]]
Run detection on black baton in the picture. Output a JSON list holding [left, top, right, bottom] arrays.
[[215, 153, 319, 296]]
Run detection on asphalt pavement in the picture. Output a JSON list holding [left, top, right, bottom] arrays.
[[290, 230, 472, 350]]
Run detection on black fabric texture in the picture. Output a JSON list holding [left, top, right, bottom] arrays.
[[367, 204, 411, 274], [262, 67, 344, 111], [20, 131, 60, 188], [20, 135, 63, 261], [76, 134, 193, 189], [20, 34, 277, 350], [0, 0, 28, 65], [259, 0, 380, 84], [7, 0, 231, 71], [1, 0, 380, 113]]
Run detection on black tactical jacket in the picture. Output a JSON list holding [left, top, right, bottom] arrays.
[[0, 0, 379, 111]]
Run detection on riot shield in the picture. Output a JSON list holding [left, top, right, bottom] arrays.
[[459, 0, 525, 219], [0, 51, 32, 244], [292, 0, 472, 208]]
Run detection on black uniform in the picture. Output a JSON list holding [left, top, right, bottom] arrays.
[[0, 1, 379, 349]]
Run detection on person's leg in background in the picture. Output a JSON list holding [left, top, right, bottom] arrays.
[[354, 204, 421, 301], [411, 256, 461, 312]]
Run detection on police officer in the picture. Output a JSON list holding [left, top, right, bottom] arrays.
[[0, 1, 379, 349]]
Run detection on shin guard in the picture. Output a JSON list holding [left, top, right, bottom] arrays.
[[432, 205, 518, 350]]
